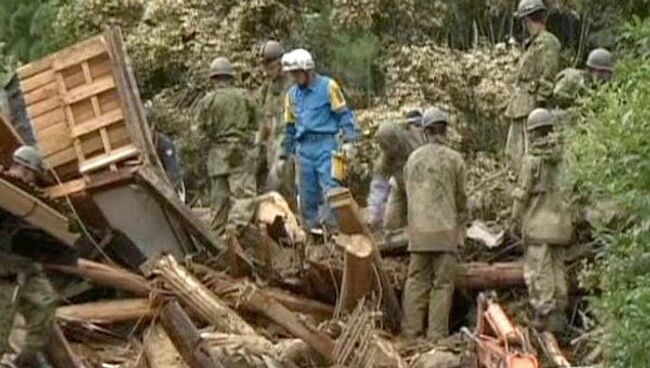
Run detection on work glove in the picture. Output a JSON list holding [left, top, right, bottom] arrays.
[[342, 142, 356, 158]]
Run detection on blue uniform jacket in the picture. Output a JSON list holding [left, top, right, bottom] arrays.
[[282, 74, 359, 156]]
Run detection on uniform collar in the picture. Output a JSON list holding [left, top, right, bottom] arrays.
[[299, 73, 321, 91]]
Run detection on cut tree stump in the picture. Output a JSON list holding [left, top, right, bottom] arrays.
[[327, 187, 403, 333], [56, 298, 154, 324], [160, 301, 225, 368], [153, 255, 261, 337], [333, 234, 374, 314]]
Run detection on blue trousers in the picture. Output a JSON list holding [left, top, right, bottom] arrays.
[[297, 134, 339, 229]]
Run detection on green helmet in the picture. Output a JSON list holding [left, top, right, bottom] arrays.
[[261, 40, 284, 61], [421, 107, 449, 128], [527, 108, 554, 131], [209, 57, 234, 78], [586, 48, 614, 72], [13, 145, 43, 173], [516, 0, 546, 18]]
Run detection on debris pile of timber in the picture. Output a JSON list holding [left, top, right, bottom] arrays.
[[0, 28, 600, 367]]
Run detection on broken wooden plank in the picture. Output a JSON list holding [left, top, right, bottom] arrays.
[[153, 255, 261, 337], [160, 300, 225, 368], [264, 287, 334, 322], [79, 144, 138, 174], [333, 233, 374, 314], [0, 177, 80, 247], [0, 113, 23, 167], [327, 187, 403, 333], [56, 298, 154, 323], [144, 324, 189, 368], [539, 331, 572, 368]]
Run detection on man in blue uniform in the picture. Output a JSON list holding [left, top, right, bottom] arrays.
[[280, 49, 360, 231]]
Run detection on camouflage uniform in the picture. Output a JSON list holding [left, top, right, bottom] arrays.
[[257, 75, 296, 209], [0, 217, 57, 356], [505, 30, 561, 170], [196, 85, 259, 234], [402, 139, 467, 339], [368, 123, 425, 230], [512, 134, 573, 332]]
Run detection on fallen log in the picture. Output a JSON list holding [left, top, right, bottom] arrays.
[[47, 258, 150, 296], [154, 255, 261, 337], [144, 324, 189, 368], [333, 234, 374, 313], [160, 301, 225, 368], [56, 299, 154, 324], [327, 187, 403, 333], [456, 262, 524, 290]]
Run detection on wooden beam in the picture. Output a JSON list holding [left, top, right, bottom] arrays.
[[160, 301, 225, 368]]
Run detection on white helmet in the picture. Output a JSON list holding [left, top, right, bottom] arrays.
[[282, 48, 315, 72]]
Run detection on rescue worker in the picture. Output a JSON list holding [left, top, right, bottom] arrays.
[[366, 114, 426, 231], [511, 108, 573, 333], [281, 49, 360, 231], [257, 40, 297, 210], [402, 108, 467, 340], [553, 48, 614, 109], [1, 146, 57, 368], [505, 0, 561, 171], [195, 57, 259, 235]]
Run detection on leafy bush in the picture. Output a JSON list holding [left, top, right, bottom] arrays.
[[568, 16, 650, 367]]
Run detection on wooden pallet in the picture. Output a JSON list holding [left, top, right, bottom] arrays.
[[17, 28, 158, 186]]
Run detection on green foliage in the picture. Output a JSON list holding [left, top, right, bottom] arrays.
[[0, 0, 64, 62], [568, 17, 650, 367], [329, 32, 382, 108]]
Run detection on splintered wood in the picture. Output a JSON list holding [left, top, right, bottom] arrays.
[[153, 255, 260, 337]]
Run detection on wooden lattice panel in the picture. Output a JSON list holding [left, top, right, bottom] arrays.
[[18, 32, 139, 179]]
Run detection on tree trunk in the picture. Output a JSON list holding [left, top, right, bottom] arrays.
[[47, 258, 150, 296], [56, 299, 154, 324], [160, 301, 225, 368], [456, 262, 524, 290], [327, 187, 403, 333], [333, 234, 374, 314]]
